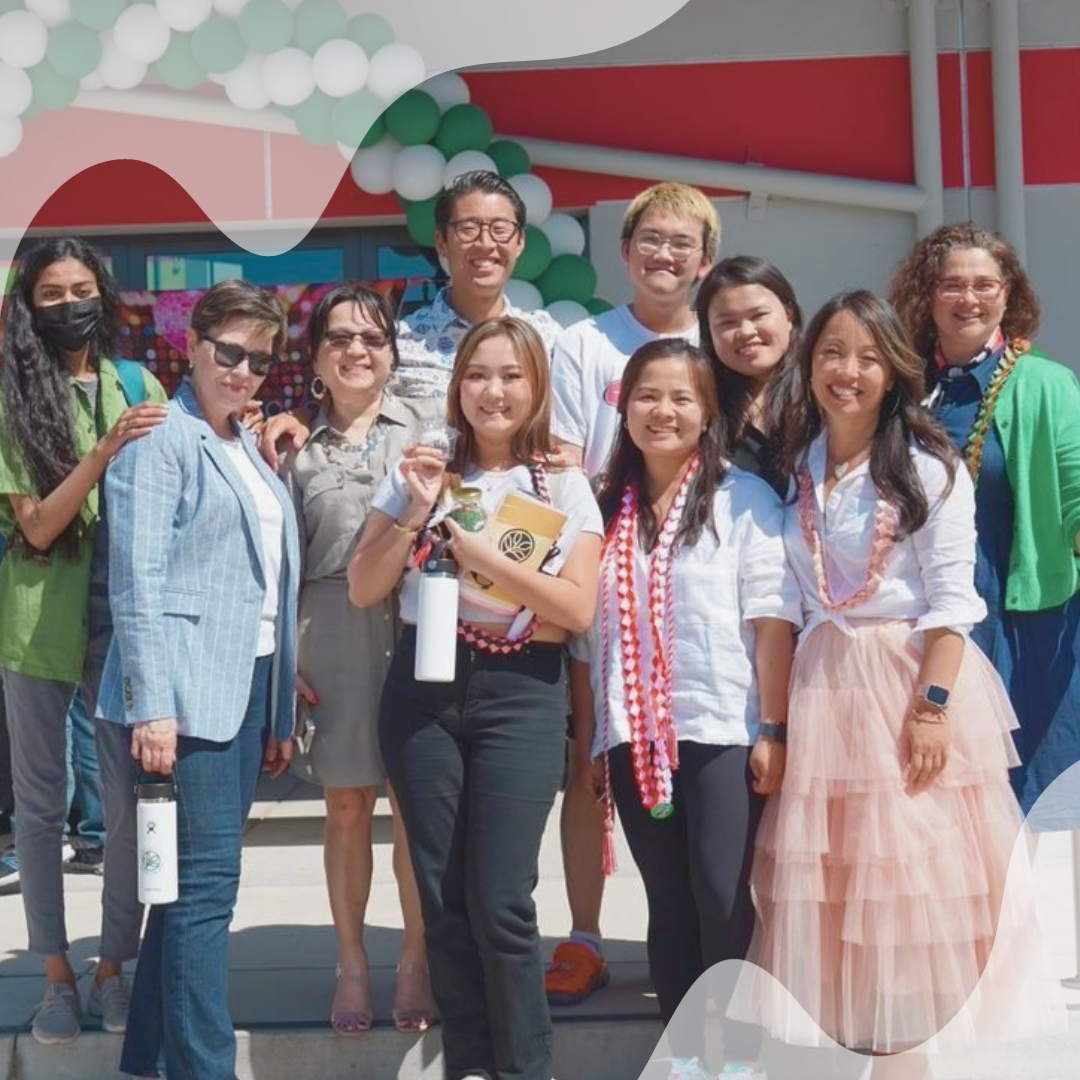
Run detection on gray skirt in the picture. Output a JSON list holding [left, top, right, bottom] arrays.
[[292, 577, 396, 789]]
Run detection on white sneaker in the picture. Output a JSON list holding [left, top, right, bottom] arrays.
[[87, 973, 131, 1034], [655, 1058, 714, 1080], [717, 1061, 767, 1079]]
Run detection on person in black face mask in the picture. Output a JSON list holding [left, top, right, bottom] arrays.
[[0, 237, 168, 1046]]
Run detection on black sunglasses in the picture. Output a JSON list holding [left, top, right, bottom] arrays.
[[201, 335, 279, 376]]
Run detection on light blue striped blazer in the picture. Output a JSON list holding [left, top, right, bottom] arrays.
[[97, 381, 300, 743]]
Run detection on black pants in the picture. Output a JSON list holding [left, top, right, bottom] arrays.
[[380, 629, 567, 1080], [610, 741, 764, 1062]]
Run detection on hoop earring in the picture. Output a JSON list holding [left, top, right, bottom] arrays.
[[310, 375, 327, 401]]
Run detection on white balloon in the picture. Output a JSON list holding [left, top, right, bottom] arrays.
[[337, 140, 356, 162], [392, 144, 447, 203], [443, 150, 496, 190], [114, 4, 171, 65], [421, 72, 469, 113], [367, 43, 425, 104], [261, 48, 315, 108], [546, 299, 590, 329], [0, 12, 49, 69], [350, 135, 401, 196], [23, 0, 71, 29], [80, 71, 106, 90], [98, 31, 148, 91], [156, 0, 214, 33], [225, 54, 270, 111], [206, 69, 229, 85], [212, 0, 250, 15], [0, 116, 22, 158], [312, 38, 368, 98], [509, 173, 553, 227], [504, 280, 543, 313], [0, 63, 33, 119], [541, 212, 587, 257]]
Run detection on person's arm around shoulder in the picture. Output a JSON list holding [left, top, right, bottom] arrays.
[[348, 445, 447, 608], [549, 329, 587, 469], [258, 406, 315, 471]]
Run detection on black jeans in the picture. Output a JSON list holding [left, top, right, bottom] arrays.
[[610, 740, 764, 1063], [380, 628, 567, 1080]]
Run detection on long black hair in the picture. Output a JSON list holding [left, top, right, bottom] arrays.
[[597, 338, 728, 552], [781, 289, 957, 540], [0, 237, 121, 557]]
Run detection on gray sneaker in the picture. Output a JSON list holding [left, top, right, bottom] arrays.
[[31, 982, 81, 1045], [88, 973, 131, 1034]]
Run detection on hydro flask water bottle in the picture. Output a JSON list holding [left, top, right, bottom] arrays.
[[136, 774, 178, 905], [414, 554, 459, 682]]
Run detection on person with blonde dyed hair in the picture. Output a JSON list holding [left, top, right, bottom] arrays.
[[546, 182, 718, 1006], [351, 315, 603, 1080]]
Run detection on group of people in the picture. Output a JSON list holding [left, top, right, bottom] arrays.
[[0, 169, 1076, 1080]]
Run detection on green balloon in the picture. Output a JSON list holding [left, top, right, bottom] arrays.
[[0, 0, 24, 14], [385, 90, 440, 147], [70, 0, 126, 31], [434, 104, 492, 159], [512, 226, 552, 282], [347, 13, 394, 53], [46, 20, 102, 80], [488, 140, 531, 178], [27, 61, 78, 113], [330, 90, 384, 147], [405, 197, 439, 249], [292, 89, 336, 145], [536, 255, 599, 306], [191, 16, 247, 74], [239, 0, 293, 53], [359, 113, 385, 148], [292, 0, 347, 53], [585, 297, 614, 316], [154, 33, 205, 92]]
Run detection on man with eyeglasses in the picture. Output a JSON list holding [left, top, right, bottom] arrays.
[[393, 170, 561, 399], [545, 182, 720, 1008]]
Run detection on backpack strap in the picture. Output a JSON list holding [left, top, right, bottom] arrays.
[[112, 359, 148, 407]]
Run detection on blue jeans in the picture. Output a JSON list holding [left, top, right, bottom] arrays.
[[67, 691, 106, 850], [120, 657, 272, 1080]]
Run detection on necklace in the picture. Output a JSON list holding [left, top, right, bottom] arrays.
[[598, 454, 699, 848], [962, 338, 1026, 486], [797, 464, 897, 611]]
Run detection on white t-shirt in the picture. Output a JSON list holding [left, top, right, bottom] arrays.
[[218, 437, 285, 657], [550, 304, 700, 480], [786, 433, 987, 644], [573, 468, 802, 757], [371, 462, 604, 634]]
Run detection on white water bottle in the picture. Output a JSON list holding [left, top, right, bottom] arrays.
[[136, 774, 178, 905], [415, 554, 459, 682]]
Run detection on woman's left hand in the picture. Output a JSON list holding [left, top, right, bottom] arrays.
[[443, 517, 496, 575], [750, 736, 786, 795], [902, 709, 951, 791], [239, 399, 265, 434], [263, 735, 294, 779]]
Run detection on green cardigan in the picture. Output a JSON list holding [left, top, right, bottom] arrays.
[[995, 349, 1080, 611]]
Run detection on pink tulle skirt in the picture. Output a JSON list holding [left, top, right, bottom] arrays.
[[730, 620, 1065, 1053]]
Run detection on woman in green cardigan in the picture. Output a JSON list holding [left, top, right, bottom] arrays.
[[890, 222, 1080, 830]]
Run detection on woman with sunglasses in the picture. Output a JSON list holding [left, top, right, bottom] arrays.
[[97, 280, 301, 1080], [0, 236, 167, 1045], [890, 224, 1080, 832], [284, 284, 436, 1035]]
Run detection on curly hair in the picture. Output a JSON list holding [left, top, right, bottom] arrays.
[[888, 222, 1040, 359], [0, 236, 121, 558], [596, 338, 727, 552], [781, 290, 958, 541]]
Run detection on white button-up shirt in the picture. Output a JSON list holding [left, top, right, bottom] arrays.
[[575, 469, 803, 758], [787, 433, 987, 644], [392, 288, 561, 399]]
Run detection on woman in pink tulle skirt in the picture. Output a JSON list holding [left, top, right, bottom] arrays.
[[731, 291, 1064, 1076]]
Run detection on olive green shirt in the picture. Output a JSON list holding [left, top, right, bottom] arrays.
[[0, 360, 167, 681]]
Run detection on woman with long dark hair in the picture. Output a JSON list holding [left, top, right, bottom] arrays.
[[576, 337, 798, 1080], [734, 290, 1061, 1076], [0, 237, 167, 1044], [696, 255, 803, 485]]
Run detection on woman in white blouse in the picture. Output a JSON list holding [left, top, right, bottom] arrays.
[[575, 338, 800, 1080], [734, 291, 1061, 1076]]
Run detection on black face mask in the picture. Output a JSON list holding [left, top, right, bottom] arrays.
[[34, 298, 104, 353]]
